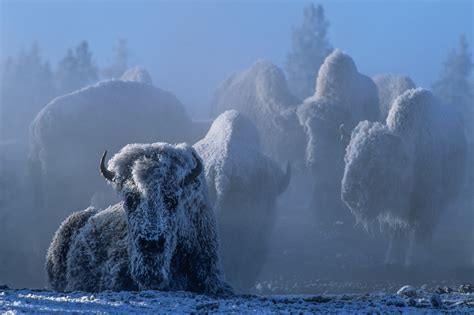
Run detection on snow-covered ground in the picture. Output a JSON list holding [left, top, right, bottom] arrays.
[[1, 285, 473, 313]]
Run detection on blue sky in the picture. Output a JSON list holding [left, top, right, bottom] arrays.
[[1, 0, 472, 117]]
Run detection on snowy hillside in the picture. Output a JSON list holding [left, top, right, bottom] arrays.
[[1, 286, 473, 313]]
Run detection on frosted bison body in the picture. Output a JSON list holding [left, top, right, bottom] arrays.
[[342, 88, 467, 265], [297, 49, 380, 223], [47, 143, 232, 294], [194, 110, 290, 292], [211, 60, 305, 165]]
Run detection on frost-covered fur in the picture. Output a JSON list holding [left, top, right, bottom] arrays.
[[297, 49, 380, 222], [30, 80, 193, 256], [46, 143, 232, 294], [342, 88, 467, 264], [211, 60, 306, 165], [194, 110, 290, 292], [373, 74, 416, 121], [120, 66, 153, 85]]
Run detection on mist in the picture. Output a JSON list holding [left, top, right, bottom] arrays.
[[0, 0, 473, 296]]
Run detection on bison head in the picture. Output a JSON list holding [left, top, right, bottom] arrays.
[[100, 143, 203, 290], [341, 121, 413, 229]]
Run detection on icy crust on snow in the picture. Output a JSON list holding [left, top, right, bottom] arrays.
[[1, 287, 473, 313], [120, 66, 153, 84], [373, 74, 416, 121], [342, 88, 467, 233], [46, 143, 231, 295]]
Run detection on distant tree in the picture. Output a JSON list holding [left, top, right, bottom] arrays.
[[0, 43, 55, 141], [55, 40, 98, 95], [102, 38, 129, 79], [285, 3, 333, 100], [433, 35, 473, 143]]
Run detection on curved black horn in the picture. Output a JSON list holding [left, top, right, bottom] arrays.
[[100, 150, 116, 182], [339, 124, 350, 142], [278, 162, 291, 194], [184, 152, 203, 185]]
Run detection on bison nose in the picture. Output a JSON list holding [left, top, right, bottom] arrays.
[[138, 237, 166, 254]]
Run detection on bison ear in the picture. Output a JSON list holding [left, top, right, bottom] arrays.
[[278, 162, 291, 195], [184, 152, 203, 185], [339, 124, 350, 143]]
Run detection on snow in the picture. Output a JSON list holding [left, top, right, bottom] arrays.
[[1, 287, 472, 313]]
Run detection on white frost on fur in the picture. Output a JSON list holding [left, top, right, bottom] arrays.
[[342, 88, 467, 263], [29, 79, 193, 255], [47, 142, 231, 294], [194, 110, 289, 291], [296, 49, 380, 221], [211, 60, 305, 164]]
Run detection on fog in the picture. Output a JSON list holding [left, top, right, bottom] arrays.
[[0, 1, 473, 294]]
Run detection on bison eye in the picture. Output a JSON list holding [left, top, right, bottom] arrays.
[[163, 193, 178, 212], [125, 193, 140, 211]]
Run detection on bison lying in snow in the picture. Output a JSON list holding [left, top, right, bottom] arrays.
[[194, 110, 290, 292], [46, 143, 232, 294]]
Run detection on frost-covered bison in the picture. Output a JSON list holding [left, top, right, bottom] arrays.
[[342, 88, 467, 265], [30, 79, 193, 253], [373, 74, 416, 121], [211, 60, 306, 165], [297, 49, 380, 223], [47, 143, 232, 294], [194, 110, 290, 292]]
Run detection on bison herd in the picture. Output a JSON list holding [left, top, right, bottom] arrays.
[[1, 49, 471, 294]]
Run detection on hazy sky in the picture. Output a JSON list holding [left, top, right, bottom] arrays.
[[1, 0, 472, 117]]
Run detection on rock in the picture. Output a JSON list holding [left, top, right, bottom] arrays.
[[434, 286, 454, 294], [430, 294, 442, 307], [397, 285, 418, 298], [407, 299, 417, 307], [458, 284, 474, 293]]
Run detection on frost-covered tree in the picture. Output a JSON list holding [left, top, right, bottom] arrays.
[[55, 40, 98, 95], [102, 38, 129, 79], [285, 3, 333, 100], [0, 43, 55, 141], [433, 35, 473, 143]]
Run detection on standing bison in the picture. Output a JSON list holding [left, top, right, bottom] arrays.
[[342, 88, 467, 265], [297, 49, 380, 224], [211, 60, 306, 166], [194, 110, 290, 292], [47, 142, 232, 294]]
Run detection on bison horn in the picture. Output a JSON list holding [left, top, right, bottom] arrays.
[[184, 152, 203, 185], [100, 150, 116, 182], [278, 162, 291, 194], [339, 124, 350, 142]]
